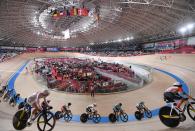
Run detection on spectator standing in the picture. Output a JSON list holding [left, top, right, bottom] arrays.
[[90, 85, 95, 97]]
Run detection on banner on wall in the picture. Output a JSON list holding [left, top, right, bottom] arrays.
[[143, 43, 155, 49], [59, 47, 80, 51], [46, 48, 59, 52], [187, 37, 195, 45], [14, 47, 25, 50], [37, 47, 46, 52], [155, 38, 188, 50], [174, 39, 187, 47], [0, 46, 15, 50], [27, 48, 37, 51]]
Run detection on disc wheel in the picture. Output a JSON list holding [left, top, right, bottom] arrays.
[[92, 113, 101, 123], [120, 112, 128, 122], [187, 102, 195, 121], [64, 112, 72, 122], [80, 113, 88, 123], [108, 113, 117, 123], [135, 111, 143, 120], [12, 110, 29, 130], [37, 111, 56, 131], [159, 106, 180, 128]]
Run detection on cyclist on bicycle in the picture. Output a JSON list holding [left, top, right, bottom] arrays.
[[86, 103, 97, 114], [61, 103, 71, 113], [0, 85, 7, 102], [136, 102, 145, 111], [27, 89, 50, 124], [164, 82, 193, 111], [113, 103, 122, 115], [41, 100, 51, 107], [0, 85, 7, 93]]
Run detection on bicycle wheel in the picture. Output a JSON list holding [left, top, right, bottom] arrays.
[[92, 113, 101, 123], [54, 111, 62, 120], [187, 102, 195, 121], [64, 112, 72, 122], [80, 113, 88, 123], [12, 110, 29, 130], [37, 111, 56, 131], [120, 112, 128, 122], [159, 106, 180, 128], [135, 111, 143, 120], [108, 113, 117, 123], [145, 109, 152, 118]]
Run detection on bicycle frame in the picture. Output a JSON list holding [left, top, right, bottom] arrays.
[[168, 99, 190, 117], [137, 104, 148, 113], [31, 111, 42, 123], [31, 106, 51, 123], [114, 109, 124, 120]]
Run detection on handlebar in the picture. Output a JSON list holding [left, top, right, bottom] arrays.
[[42, 104, 53, 111]]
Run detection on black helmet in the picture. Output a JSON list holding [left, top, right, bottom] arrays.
[[173, 82, 182, 87], [68, 102, 71, 106], [24, 98, 27, 102], [119, 103, 122, 106]]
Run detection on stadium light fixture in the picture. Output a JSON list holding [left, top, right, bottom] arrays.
[[186, 23, 194, 30], [179, 27, 187, 34], [118, 39, 122, 42], [179, 23, 195, 34], [62, 29, 70, 39], [126, 37, 130, 40]]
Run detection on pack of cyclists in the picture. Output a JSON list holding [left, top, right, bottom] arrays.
[[0, 80, 195, 130]]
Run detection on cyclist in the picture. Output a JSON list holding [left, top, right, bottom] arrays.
[[41, 100, 51, 107], [27, 89, 50, 125], [0, 85, 7, 100], [86, 103, 97, 114], [3, 88, 14, 99], [164, 82, 193, 111], [10, 93, 20, 103], [61, 102, 71, 113], [0, 85, 7, 93], [113, 103, 122, 115], [136, 102, 144, 111]]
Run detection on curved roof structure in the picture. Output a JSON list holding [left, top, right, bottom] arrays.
[[0, 0, 195, 47]]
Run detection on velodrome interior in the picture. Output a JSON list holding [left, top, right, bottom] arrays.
[[1, 0, 195, 131], [0, 53, 195, 131]]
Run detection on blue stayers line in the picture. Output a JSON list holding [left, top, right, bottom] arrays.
[[7, 62, 189, 123], [7, 61, 29, 103], [154, 68, 189, 94]]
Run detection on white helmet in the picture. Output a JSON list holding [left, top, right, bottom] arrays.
[[42, 89, 50, 96], [173, 82, 182, 87], [93, 103, 97, 107]]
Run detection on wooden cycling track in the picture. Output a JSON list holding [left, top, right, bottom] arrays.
[[0, 52, 195, 131]]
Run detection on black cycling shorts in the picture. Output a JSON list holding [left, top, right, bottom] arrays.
[[164, 92, 182, 102]]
